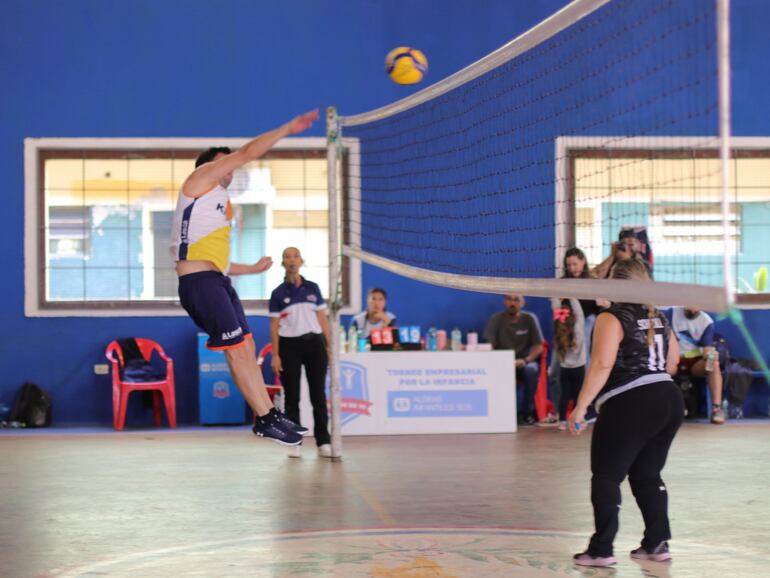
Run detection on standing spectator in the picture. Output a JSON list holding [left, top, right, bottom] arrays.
[[568, 258, 681, 567], [543, 247, 606, 427], [592, 227, 653, 280], [484, 294, 544, 425], [622, 225, 654, 269], [269, 247, 333, 458], [552, 298, 586, 430], [563, 246, 604, 320], [350, 288, 397, 338], [665, 306, 725, 424]]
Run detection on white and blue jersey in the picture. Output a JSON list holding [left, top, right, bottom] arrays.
[[170, 184, 232, 273], [665, 307, 715, 357], [269, 277, 326, 337], [350, 310, 397, 338]]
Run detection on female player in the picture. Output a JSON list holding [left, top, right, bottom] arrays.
[[569, 258, 682, 567]]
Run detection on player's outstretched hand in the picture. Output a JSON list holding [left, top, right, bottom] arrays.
[[287, 109, 320, 135], [252, 256, 273, 274]]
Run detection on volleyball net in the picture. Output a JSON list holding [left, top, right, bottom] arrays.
[[323, 0, 770, 456], [330, 0, 736, 311]]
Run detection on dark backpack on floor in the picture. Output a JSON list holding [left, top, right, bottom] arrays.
[[724, 360, 755, 408], [674, 374, 699, 419], [9, 382, 52, 427]]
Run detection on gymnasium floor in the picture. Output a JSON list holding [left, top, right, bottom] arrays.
[[1, 422, 768, 578]]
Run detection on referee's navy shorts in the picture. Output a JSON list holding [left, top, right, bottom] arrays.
[[178, 271, 251, 350]]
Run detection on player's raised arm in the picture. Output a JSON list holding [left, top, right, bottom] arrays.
[[183, 109, 320, 198]]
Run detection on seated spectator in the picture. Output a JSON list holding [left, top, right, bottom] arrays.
[[592, 227, 653, 280], [350, 288, 397, 338], [484, 294, 544, 425], [665, 306, 725, 424]]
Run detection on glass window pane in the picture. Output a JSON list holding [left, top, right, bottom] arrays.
[[39, 145, 335, 309], [573, 151, 765, 292], [83, 159, 129, 191]]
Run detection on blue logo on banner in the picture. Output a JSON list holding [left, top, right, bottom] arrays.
[[387, 390, 488, 418], [327, 361, 372, 426], [212, 381, 231, 399]]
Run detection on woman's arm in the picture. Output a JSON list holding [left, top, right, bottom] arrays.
[[569, 312, 623, 434], [666, 327, 680, 375]]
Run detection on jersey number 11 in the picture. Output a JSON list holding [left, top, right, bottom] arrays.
[[648, 333, 666, 371]]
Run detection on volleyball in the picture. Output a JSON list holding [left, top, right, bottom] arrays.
[[385, 47, 428, 85]]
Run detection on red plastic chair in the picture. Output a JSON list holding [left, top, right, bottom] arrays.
[[105, 338, 177, 431], [256, 343, 284, 401]]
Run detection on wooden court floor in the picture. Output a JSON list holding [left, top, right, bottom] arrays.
[[1, 421, 769, 577]]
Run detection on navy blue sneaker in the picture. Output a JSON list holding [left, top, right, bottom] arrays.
[[269, 408, 309, 434], [252, 414, 303, 446]]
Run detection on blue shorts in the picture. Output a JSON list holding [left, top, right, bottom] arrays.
[[178, 271, 251, 350]]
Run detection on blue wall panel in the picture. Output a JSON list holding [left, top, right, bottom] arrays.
[[1, 0, 769, 425]]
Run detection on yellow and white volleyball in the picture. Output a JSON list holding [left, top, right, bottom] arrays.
[[385, 47, 428, 85]]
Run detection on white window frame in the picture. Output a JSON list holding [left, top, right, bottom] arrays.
[[24, 137, 361, 317], [554, 136, 770, 307]]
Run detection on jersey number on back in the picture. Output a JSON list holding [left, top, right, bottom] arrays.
[[648, 333, 666, 371]]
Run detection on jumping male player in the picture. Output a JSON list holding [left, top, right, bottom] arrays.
[[170, 109, 320, 445]]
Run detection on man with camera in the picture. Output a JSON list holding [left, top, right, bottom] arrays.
[[592, 226, 653, 280]]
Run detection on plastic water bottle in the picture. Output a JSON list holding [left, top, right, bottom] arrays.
[[428, 328, 438, 351], [339, 326, 347, 353], [451, 328, 462, 351], [348, 325, 358, 353], [466, 330, 478, 351], [705, 349, 716, 372]]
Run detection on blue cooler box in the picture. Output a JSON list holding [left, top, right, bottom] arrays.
[[198, 333, 247, 425]]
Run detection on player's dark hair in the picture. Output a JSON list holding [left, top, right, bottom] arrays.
[[618, 228, 637, 242], [195, 147, 232, 168]]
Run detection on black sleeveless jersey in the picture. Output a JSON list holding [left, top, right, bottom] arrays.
[[595, 303, 673, 411]]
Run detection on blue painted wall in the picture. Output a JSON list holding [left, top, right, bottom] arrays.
[[1, 0, 769, 425]]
